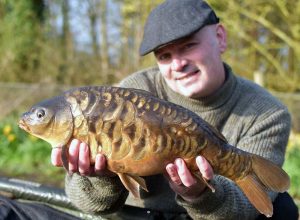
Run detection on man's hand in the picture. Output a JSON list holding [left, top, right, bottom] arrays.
[[51, 139, 114, 176], [166, 156, 214, 201]]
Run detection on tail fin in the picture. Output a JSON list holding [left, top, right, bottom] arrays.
[[236, 175, 273, 217], [236, 155, 290, 217], [251, 155, 290, 192]]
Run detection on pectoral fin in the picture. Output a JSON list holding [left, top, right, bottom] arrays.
[[61, 145, 69, 170], [117, 173, 148, 198]]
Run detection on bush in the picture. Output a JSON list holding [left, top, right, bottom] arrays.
[[284, 134, 300, 199]]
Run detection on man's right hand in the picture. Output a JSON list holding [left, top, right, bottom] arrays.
[[51, 139, 115, 177]]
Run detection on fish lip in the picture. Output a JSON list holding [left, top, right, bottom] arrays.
[[18, 119, 30, 132], [175, 70, 199, 80]]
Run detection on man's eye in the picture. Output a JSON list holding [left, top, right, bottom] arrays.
[[183, 43, 196, 50], [158, 53, 171, 61]]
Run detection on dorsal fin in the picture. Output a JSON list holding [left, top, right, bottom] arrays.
[[204, 122, 228, 143]]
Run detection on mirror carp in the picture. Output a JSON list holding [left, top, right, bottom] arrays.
[[19, 86, 290, 217]]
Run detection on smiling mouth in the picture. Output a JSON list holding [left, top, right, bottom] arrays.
[[176, 70, 199, 80]]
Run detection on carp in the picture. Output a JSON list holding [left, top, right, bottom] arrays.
[[19, 86, 290, 217]]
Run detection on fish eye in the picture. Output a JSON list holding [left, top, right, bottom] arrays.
[[36, 109, 46, 119]]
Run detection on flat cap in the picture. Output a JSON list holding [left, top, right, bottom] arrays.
[[139, 0, 219, 56]]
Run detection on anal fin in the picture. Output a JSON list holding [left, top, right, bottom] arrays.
[[236, 174, 273, 217]]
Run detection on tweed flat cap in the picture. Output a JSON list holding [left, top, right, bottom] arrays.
[[139, 0, 219, 56]]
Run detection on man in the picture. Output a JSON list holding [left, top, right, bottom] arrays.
[[52, 0, 298, 219]]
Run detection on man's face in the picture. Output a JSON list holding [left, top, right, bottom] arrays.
[[154, 24, 227, 98]]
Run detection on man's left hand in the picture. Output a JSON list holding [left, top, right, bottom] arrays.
[[166, 156, 214, 201]]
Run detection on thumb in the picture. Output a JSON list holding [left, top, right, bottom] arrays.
[[196, 156, 214, 180]]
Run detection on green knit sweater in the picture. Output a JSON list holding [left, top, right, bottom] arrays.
[[65, 64, 291, 220]]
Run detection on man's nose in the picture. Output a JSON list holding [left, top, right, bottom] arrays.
[[171, 57, 188, 72]]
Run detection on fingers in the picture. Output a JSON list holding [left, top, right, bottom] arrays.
[[166, 158, 208, 200], [166, 163, 181, 185], [94, 154, 115, 177], [94, 154, 106, 173], [175, 159, 197, 186], [68, 139, 80, 172], [166, 157, 214, 187], [51, 147, 63, 167], [54, 139, 91, 175], [69, 140, 92, 175], [166, 158, 196, 187], [196, 156, 214, 180], [78, 142, 91, 175], [57, 139, 110, 176]]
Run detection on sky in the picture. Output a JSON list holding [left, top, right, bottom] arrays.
[[51, 1, 121, 53]]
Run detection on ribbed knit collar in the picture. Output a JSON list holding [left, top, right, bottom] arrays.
[[160, 63, 238, 112]]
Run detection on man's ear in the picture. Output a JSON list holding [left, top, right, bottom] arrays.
[[216, 24, 227, 53]]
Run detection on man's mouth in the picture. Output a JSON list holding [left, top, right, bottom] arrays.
[[175, 70, 199, 80]]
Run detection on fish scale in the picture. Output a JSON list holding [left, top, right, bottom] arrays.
[[19, 86, 290, 217]]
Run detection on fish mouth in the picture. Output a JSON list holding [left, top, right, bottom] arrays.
[[18, 119, 30, 132]]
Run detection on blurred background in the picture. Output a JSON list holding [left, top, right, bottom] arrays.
[[0, 0, 299, 210]]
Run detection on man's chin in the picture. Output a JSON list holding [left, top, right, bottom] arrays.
[[168, 82, 204, 98], [177, 89, 201, 98], [175, 84, 204, 98]]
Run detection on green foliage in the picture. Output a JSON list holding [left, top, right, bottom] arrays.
[[0, 0, 45, 82], [208, 0, 300, 92], [284, 143, 300, 199], [284, 148, 300, 197], [0, 0, 298, 90], [0, 116, 65, 187]]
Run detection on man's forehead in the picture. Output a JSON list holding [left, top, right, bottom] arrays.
[[154, 30, 201, 54]]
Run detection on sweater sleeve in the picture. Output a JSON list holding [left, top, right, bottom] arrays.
[[176, 176, 259, 220], [65, 173, 128, 215], [176, 105, 291, 219]]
